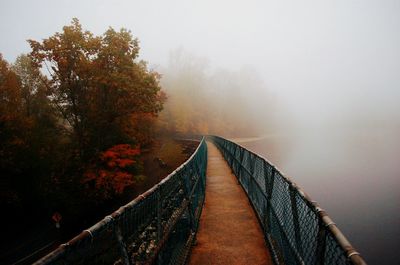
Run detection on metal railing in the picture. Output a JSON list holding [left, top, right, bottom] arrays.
[[34, 138, 207, 265], [209, 135, 367, 265]]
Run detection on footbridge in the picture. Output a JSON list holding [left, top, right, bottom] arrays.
[[34, 136, 367, 265]]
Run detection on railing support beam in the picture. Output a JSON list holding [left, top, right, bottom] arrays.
[[289, 184, 303, 259], [115, 225, 131, 265], [316, 217, 327, 265]]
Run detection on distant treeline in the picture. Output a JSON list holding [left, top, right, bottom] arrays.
[[158, 49, 276, 137]]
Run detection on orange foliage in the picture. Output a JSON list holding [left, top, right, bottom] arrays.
[[125, 112, 158, 146], [28, 19, 164, 158]]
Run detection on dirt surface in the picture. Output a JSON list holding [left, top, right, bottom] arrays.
[[137, 138, 198, 195], [189, 142, 272, 265]]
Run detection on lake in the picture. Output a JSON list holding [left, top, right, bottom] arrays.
[[241, 125, 400, 265]]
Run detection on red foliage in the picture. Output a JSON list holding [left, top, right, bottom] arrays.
[[83, 144, 141, 197]]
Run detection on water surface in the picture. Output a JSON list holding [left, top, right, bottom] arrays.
[[242, 125, 400, 265]]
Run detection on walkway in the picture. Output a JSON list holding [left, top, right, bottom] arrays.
[[189, 142, 272, 265]]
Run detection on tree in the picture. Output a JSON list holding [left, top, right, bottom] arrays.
[[0, 54, 62, 218], [0, 54, 23, 116], [28, 18, 164, 161], [11, 54, 62, 185], [0, 54, 29, 175]]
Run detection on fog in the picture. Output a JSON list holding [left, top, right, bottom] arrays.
[[157, 48, 277, 136], [1, 0, 399, 264]]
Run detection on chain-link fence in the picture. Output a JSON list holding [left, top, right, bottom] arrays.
[[209, 135, 366, 265], [34, 138, 207, 265]]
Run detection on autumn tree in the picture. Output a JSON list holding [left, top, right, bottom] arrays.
[[0, 53, 25, 181], [0, 53, 62, 220], [11, 54, 62, 188], [26, 19, 165, 202], [29, 18, 164, 162]]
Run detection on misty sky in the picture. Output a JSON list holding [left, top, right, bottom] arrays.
[[1, 0, 399, 127]]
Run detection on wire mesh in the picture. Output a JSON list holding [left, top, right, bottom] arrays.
[[34, 138, 207, 265], [209, 135, 365, 265]]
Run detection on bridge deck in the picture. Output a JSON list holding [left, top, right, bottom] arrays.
[[189, 142, 272, 265]]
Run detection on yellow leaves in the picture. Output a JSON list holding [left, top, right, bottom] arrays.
[[0, 54, 24, 115]]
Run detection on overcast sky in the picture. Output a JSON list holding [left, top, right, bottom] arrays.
[[1, 0, 399, 125]]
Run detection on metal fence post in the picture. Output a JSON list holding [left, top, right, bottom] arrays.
[[289, 184, 303, 258], [157, 188, 162, 265], [265, 166, 275, 233], [115, 225, 130, 265], [316, 217, 327, 265]]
